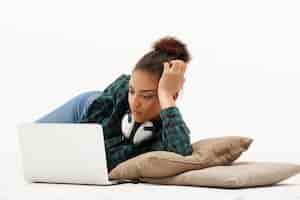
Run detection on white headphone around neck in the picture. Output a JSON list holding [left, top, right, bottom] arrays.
[[121, 111, 159, 145]]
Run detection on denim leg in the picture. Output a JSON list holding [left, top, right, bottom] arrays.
[[35, 91, 102, 123]]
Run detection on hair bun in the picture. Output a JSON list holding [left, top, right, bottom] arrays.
[[153, 36, 191, 63]]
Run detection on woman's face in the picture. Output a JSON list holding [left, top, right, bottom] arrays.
[[128, 69, 161, 123]]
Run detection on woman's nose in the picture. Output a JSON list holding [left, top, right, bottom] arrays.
[[132, 95, 141, 108]]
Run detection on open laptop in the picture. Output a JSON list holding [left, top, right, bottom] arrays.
[[17, 123, 133, 185]]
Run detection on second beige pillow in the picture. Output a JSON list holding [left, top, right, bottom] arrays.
[[140, 161, 300, 188], [109, 136, 253, 179]]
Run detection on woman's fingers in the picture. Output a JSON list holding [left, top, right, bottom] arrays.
[[163, 60, 187, 77], [163, 62, 171, 73], [169, 60, 186, 74], [159, 60, 186, 97]]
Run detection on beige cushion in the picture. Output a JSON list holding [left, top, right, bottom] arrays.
[[109, 136, 253, 179], [140, 161, 300, 188]]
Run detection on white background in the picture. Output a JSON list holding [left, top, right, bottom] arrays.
[[1, 0, 300, 162]]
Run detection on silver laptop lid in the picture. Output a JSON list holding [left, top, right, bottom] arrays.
[[17, 123, 118, 185]]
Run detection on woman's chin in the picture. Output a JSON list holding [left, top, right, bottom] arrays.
[[133, 114, 145, 123], [133, 114, 160, 123], [133, 117, 144, 123]]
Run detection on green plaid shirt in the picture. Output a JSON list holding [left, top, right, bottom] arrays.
[[80, 74, 193, 172]]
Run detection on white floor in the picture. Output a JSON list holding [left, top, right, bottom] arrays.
[[1, 132, 300, 200]]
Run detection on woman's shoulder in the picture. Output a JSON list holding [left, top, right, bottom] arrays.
[[112, 74, 130, 88], [117, 73, 131, 81], [101, 74, 130, 97], [105, 74, 130, 88]]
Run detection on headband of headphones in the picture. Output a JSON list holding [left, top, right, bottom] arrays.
[[121, 111, 162, 145]]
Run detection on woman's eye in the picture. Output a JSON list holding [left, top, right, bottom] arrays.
[[142, 95, 153, 99], [129, 90, 154, 100]]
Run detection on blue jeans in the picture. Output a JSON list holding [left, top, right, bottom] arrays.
[[35, 91, 102, 123]]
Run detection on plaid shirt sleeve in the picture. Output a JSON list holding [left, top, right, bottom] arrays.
[[145, 106, 193, 156], [101, 74, 130, 99], [80, 74, 130, 123]]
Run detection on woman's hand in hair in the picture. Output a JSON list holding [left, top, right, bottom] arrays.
[[158, 59, 187, 109]]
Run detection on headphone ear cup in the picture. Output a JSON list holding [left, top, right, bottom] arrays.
[[121, 112, 134, 139], [133, 121, 154, 145]]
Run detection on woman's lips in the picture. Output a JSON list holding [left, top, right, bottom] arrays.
[[133, 111, 142, 115]]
